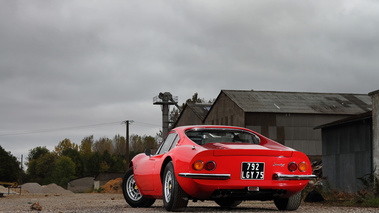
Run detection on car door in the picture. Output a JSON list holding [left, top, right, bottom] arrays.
[[134, 132, 178, 193]]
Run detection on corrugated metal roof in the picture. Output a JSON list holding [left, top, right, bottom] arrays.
[[315, 111, 372, 129], [187, 103, 212, 120], [222, 90, 372, 114]]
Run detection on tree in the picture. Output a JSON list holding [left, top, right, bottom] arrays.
[[87, 152, 101, 175], [143, 135, 158, 150], [80, 135, 93, 158], [0, 145, 21, 182], [130, 134, 143, 156], [93, 137, 113, 154], [113, 134, 126, 155], [26, 146, 54, 184], [79, 135, 94, 176], [62, 148, 84, 177], [27, 146, 49, 161], [110, 155, 126, 173], [129, 134, 158, 159], [27, 150, 57, 185], [50, 155, 76, 188], [55, 138, 78, 156], [186, 92, 204, 104]]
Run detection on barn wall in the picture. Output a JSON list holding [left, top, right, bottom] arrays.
[[204, 92, 245, 127], [322, 119, 372, 192], [176, 107, 203, 126], [246, 113, 348, 157]]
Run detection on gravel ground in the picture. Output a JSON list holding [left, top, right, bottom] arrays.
[[0, 193, 378, 213]]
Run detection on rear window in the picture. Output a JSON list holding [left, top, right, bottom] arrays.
[[185, 129, 260, 145]]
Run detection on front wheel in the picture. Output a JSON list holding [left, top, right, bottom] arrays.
[[274, 191, 302, 211], [162, 161, 188, 211], [122, 167, 155, 207]]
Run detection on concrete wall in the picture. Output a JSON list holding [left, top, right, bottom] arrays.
[[369, 90, 379, 178], [67, 177, 94, 193]]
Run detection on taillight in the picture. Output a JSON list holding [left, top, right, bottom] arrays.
[[288, 162, 297, 172], [193, 160, 204, 171], [205, 161, 216, 171], [298, 162, 308, 172]]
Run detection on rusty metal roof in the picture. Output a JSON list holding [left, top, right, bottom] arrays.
[[222, 90, 372, 115]]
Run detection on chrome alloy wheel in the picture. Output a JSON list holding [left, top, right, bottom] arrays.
[[126, 174, 142, 201], [164, 170, 173, 202]]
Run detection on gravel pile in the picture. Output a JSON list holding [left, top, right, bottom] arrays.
[[42, 183, 73, 194], [0, 185, 8, 193], [21, 183, 43, 194], [21, 183, 72, 194], [102, 178, 122, 193]]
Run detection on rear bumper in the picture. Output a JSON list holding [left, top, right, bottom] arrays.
[[178, 172, 313, 199], [178, 173, 230, 180], [274, 174, 317, 180], [178, 173, 316, 180]]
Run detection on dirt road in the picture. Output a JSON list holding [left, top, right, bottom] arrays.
[[0, 193, 378, 213]]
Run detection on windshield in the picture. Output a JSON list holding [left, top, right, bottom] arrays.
[[185, 129, 260, 145]]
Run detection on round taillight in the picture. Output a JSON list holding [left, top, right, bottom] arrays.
[[288, 162, 297, 172], [193, 160, 204, 171], [298, 162, 308, 172], [205, 161, 216, 171]]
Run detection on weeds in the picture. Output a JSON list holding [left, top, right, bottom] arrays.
[[303, 162, 379, 207], [94, 187, 104, 193]]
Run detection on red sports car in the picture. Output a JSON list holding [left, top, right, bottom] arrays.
[[122, 125, 316, 211]]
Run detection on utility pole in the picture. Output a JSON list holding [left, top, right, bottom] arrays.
[[123, 120, 133, 166]]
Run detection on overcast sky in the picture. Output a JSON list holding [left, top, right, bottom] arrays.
[[1, 0, 378, 162]]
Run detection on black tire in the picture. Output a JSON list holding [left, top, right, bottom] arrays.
[[215, 199, 242, 208], [274, 191, 302, 211], [122, 167, 156, 207], [162, 161, 188, 212]]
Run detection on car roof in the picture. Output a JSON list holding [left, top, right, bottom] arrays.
[[173, 125, 252, 132]]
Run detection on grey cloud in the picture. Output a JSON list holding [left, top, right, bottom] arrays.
[[0, 0, 378, 158]]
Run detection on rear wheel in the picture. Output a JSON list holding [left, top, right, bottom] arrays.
[[215, 199, 242, 208], [162, 161, 188, 211], [122, 167, 155, 207], [274, 191, 302, 211]]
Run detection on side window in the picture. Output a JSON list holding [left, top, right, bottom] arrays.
[[156, 133, 177, 155], [169, 135, 180, 151]]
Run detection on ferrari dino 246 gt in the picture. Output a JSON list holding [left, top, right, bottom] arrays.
[[122, 125, 316, 211]]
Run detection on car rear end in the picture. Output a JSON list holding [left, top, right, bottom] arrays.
[[177, 127, 315, 201], [178, 148, 314, 200]]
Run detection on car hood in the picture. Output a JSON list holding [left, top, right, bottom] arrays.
[[201, 143, 293, 157]]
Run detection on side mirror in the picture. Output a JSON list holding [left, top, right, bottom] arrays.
[[144, 148, 152, 156]]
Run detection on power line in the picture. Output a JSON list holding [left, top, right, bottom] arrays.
[[133, 121, 161, 128], [0, 121, 125, 137]]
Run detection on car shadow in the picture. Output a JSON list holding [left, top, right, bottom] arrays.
[[144, 200, 279, 212], [184, 206, 278, 212]]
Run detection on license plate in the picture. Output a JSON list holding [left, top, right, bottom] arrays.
[[241, 162, 264, 180]]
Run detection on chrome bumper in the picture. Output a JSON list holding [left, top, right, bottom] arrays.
[[274, 174, 317, 180], [178, 173, 316, 180], [178, 173, 231, 180]]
